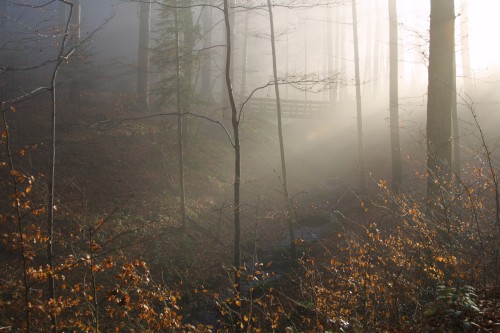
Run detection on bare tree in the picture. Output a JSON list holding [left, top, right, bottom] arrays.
[[266, 0, 297, 261], [222, 0, 242, 292]]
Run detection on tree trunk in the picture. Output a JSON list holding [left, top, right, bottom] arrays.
[[69, 0, 80, 112], [137, 1, 150, 111], [181, 1, 194, 141], [174, 0, 187, 233], [200, 5, 213, 102], [363, 0, 373, 95], [221, 0, 235, 119], [339, 6, 347, 101], [333, 6, 340, 103], [223, 0, 241, 293], [451, 52, 460, 185], [388, 0, 402, 190], [460, 0, 473, 94], [351, 0, 366, 194], [267, 0, 297, 262], [372, 0, 381, 96], [426, 0, 455, 205], [326, 3, 334, 105], [239, 9, 249, 99], [48, 2, 77, 331]]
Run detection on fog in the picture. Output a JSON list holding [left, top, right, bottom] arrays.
[[2, 0, 500, 232], [1, 1, 499, 330]]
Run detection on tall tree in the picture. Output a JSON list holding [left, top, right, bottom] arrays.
[[267, 0, 297, 261], [173, 0, 187, 232], [222, 0, 241, 293], [372, 0, 381, 95], [137, 0, 151, 111], [68, 0, 81, 112], [351, 0, 366, 193], [221, 0, 235, 119], [459, 0, 472, 94], [200, 5, 213, 102], [388, 0, 402, 190], [426, 0, 455, 204], [48, 1, 77, 331], [239, 9, 249, 99], [326, 3, 335, 105]]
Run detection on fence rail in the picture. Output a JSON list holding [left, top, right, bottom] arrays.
[[245, 97, 330, 118]]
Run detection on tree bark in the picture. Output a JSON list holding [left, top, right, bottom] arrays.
[[426, 0, 455, 205], [267, 0, 297, 262], [388, 0, 402, 190], [351, 0, 366, 194]]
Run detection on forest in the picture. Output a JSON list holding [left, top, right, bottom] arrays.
[[0, 0, 499, 332]]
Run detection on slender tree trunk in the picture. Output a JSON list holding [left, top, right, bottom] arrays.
[[137, 1, 150, 111], [426, 0, 455, 205], [267, 0, 297, 262], [326, 3, 334, 105], [181, 1, 194, 141], [69, 0, 80, 112], [333, 6, 340, 103], [339, 6, 347, 101], [460, 0, 473, 94], [174, 0, 187, 232], [451, 52, 461, 186], [223, 0, 241, 293], [221, 0, 235, 119], [372, 0, 381, 95], [48, 2, 75, 331], [363, 0, 373, 94], [239, 9, 249, 99], [388, 0, 402, 190], [351, 0, 366, 193], [200, 6, 213, 102]]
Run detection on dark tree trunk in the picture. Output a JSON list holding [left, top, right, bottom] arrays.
[[426, 0, 455, 204], [267, 0, 297, 262], [223, 0, 241, 293], [174, 0, 187, 232]]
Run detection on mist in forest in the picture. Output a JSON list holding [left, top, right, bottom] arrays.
[[1, 1, 500, 331]]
